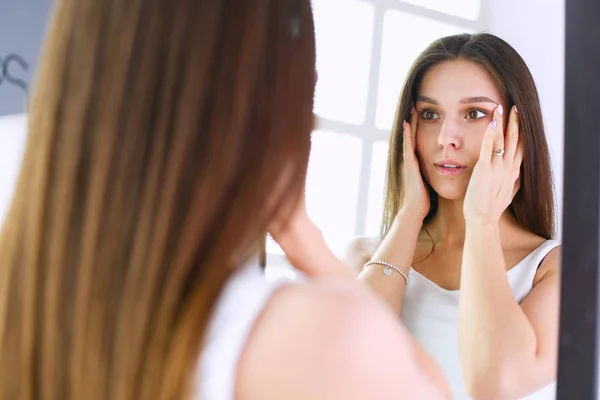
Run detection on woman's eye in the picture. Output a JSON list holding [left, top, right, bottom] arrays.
[[421, 110, 439, 120], [466, 109, 487, 119]]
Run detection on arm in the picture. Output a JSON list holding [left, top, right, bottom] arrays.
[[346, 232, 450, 392], [356, 110, 428, 315], [459, 222, 560, 399], [272, 205, 356, 281], [341, 236, 380, 276], [357, 209, 423, 315]]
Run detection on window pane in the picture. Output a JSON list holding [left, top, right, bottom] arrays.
[[313, 0, 374, 124], [365, 141, 389, 237], [399, 0, 481, 21], [375, 11, 471, 130], [306, 130, 363, 254], [267, 130, 363, 256]]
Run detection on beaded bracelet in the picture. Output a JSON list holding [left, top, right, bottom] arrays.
[[364, 259, 409, 285]]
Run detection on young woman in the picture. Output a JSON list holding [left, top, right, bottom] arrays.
[[0, 0, 449, 399], [347, 33, 560, 399]]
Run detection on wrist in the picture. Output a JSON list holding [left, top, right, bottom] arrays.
[[465, 218, 500, 235], [395, 208, 425, 228], [277, 214, 321, 258], [277, 217, 354, 279], [289, 235, 355, 280]]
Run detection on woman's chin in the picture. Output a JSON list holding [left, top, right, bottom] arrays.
[[430, 182, 467, 201]]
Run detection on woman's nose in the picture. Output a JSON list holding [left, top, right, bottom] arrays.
[[437, 119, 463, 149]]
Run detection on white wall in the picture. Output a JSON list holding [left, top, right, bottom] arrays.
[[0, 114, 28, 224], [487, 0, 565, 238]]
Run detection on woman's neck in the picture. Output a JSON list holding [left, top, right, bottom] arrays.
[[424, 197, 519, 247]]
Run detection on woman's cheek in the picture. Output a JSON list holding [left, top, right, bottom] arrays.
[[414, 125, 436, 155], [465, 122, 487, 151]]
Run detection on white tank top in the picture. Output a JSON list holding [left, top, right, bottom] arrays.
[[401, 239, 559, 400], [196, 263, 282, 400]]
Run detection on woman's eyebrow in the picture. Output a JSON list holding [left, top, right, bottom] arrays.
[[416, 95, 438, 105], [416, 95, 499, 105], [459, 96, 498, 104]]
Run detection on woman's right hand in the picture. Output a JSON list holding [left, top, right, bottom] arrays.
[[400, 107, 430, 220]]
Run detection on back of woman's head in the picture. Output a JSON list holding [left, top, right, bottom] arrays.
[[382, 33, 555, 239], [0, 0, 315, 399]]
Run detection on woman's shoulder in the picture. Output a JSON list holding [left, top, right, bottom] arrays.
[[532, 239, 561, 285], [240, 279, 396, 358], [235, 280, 444, 399], [509, 229, 560, 284], [506, 224, 558, 257]]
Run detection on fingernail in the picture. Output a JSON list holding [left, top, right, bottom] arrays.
[[514, 106, 519, 114], [411, 107, 415, 115], [491, 119, 498, 129], [497, 104, 504, 116]]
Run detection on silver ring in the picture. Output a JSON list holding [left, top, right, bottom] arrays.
[[492, 149, 505, 157]]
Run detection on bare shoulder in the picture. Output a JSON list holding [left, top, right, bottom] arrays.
[[532, 243, 561, 286], [236, 281, 445, 400], [507, 227, 560, 286]]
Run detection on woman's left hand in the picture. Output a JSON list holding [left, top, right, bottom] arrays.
[[463, 104, 523, 225]]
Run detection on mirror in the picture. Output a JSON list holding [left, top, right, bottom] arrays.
[[265, 0, 566, 399]]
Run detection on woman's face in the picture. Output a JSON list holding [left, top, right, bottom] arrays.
[[415, 59, 506, 201]]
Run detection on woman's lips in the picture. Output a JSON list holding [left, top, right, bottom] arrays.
[[434, 163, 467, 176]]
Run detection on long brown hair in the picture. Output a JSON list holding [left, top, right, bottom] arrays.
[[0, 0, 316, 399], [381, 33, 555, 240]]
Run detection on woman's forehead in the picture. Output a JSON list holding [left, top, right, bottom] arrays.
[[418, 59, 502, 105]]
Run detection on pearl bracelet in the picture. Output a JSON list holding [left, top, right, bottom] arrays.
[[363, 260, 409, 285]]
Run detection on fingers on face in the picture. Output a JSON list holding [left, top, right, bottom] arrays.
[[403, 104, 419, 158], [505, 105, 520, 162], [410, 104, 419, 138], [512, 176, 522, 198], [480, 104, 504, 163], [515, 141, 524, 165], [491, 104, 505, 159], [505, 106, 524, 189]]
